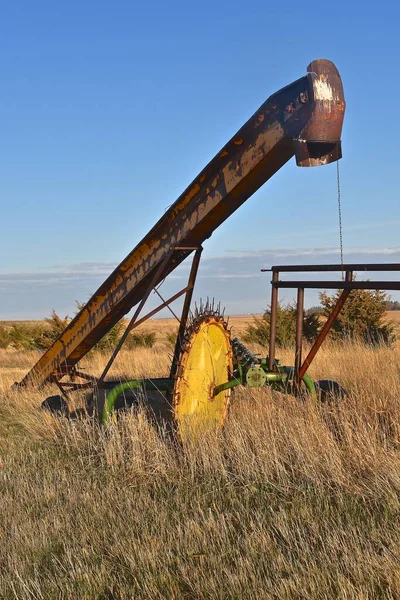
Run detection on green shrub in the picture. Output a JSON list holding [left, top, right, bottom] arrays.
[[93, 321, 126, 352], [165, 329, 178, 348], [36, 305, 155, 352], [0, 308, 156, 354], [0, 326, 12, 349], [0, 323, 45, 350], [70, 301, 124, 353], [243, 302, 320, 348], [35, 311, 71, 350], [74, 301, 129, 352], [124, 331, 156, 349], [386, 299, 400, 310], [320, 288, 397, 346]]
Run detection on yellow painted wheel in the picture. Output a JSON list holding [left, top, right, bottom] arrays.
[[173, 316, 233, 443]]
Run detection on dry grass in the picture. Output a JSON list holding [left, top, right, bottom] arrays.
[[0, 340, 399, 599]]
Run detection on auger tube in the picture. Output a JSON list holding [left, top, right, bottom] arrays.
[[19, 59, 345, 389]]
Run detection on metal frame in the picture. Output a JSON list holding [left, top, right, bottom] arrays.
[[54, 246, 203, 397], [49, 260, 400, 400], [20, 58, 345, 390], [263, 263, 400, 384]]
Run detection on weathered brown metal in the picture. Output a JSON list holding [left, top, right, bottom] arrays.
[[53, 249, 203, 391], [170, 247, 203, 380], [294, 287, 304, 383], [58, 381, 96, 392], [98, 248, 177, 382], [153, 288, 181, 322], [266, 263, 400, 379], [268, 270, 279, 371], [299, 271, 353, 380], [293, 60, 345, 167], [126, 287, 194, 330], [19, 59, 345, 388], [54, 379, 70, 399], [269, 264, 400, 272], [274, 281, 400, 290], [98, 247, 202, 382], [72, 371, 100, 383]]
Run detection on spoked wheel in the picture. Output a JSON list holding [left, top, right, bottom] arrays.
[[173, 312, 233, 443]]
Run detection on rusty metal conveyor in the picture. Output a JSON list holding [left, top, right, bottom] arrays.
[[20, 59, 345, 388]]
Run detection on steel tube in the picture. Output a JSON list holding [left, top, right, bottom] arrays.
[[99, 249, 175, 382], [124, 287, 192, 330], [170, 247, 203, 379], [273, 281, 400, 290], [268, 270, 279, 370], [299, 271, 353, 379], [295, 288, 304, 383], [269, 263, 400, 273]]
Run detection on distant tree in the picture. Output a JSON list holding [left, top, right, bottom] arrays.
[[0, 324, 34, 350], [124, 331, 156, 349], [305, 305, 324, 317], [0, 305, 156, 353], [36, 310, 71, 350], [386, 299, 400, 311], [166, 329, 179, 348], [319, 288, 397, 346], [73, 302, 155, 351], [93, 320, 126, 352], [243, 302, 320, 348], [72, 301, 125, 352], [0, 326, 11, 349]]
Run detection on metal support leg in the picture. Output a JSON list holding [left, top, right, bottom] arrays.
[[54, 378, 71, 400], [99, 249, 175, 382], [295, 287, 304, 384], [170, 247, 203, 379], [268, 270, 279, 370], [299, 270, 353, 380]]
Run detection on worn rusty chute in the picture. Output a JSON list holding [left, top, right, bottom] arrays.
[[19, 59, 345, 389]]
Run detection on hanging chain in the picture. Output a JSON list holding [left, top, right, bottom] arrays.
[[336, 158, 344, 279]]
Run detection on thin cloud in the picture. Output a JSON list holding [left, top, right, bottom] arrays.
[[218, 246, 400, 259], [2, 246, 400, 283], [2, 245, 400, 319], [246, 220, 400, 244]]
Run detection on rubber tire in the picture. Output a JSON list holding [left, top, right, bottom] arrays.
[[41, 395, 69, 415], [113, 389, 139, 412], [315, 379, 347, 403]]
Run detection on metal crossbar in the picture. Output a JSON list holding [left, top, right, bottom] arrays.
[[264, 263, 400, 383]]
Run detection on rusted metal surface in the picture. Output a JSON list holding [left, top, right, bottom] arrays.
[[98, 247, 202, 383], [98, 249, 177, 382], [299, 292, 351, 380], [293, 60, 345, 167], [268, 264, 400, 272], [268, 270, 279, 371], [294, 287, 304, 383], [300, 267, 353, 380], [20, 59, 345, 388], [265, 264, 400, 380], [170, 247, 203, 380], [274, 281, 400, 290]]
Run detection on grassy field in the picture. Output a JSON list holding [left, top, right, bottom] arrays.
[[0, 325, 399, 598]]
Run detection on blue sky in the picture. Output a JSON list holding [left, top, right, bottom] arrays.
[[1, 0, 400, 319]]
